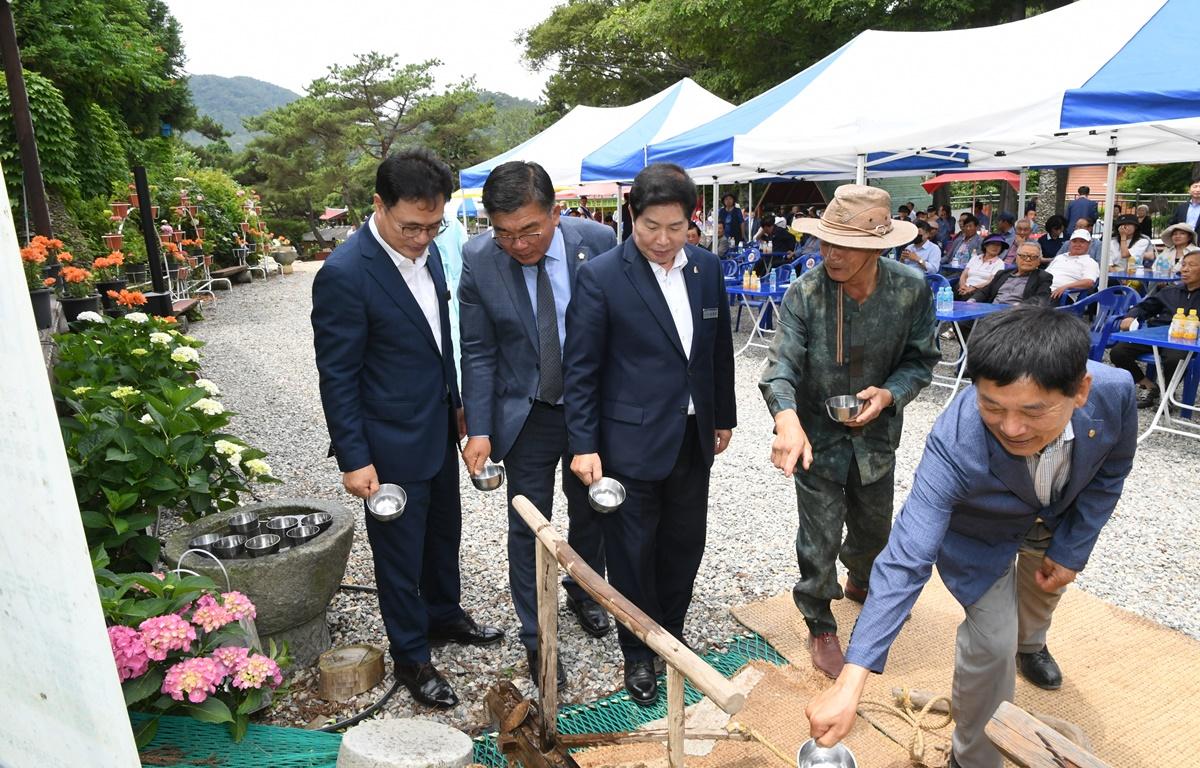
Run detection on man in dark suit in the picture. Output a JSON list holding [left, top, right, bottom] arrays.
[[971, 241, 1053, 306], [1064, 185, 1099, 229], [459, 161, 617, 685], [805, 308, 1136, 768], [1167, 180, 1200, 229], [564, 163, 737, 705], [311, 149, 502, 710]]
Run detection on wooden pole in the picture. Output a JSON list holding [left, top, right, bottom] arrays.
[[0, 0, 52, 239], [986, 701, 1110, 768], [535, 540, 558, 751], [512, 496, 744, 714], [667, 666, 686, 767]]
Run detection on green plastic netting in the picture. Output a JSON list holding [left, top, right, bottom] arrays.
[[128, 632, 783, 767], [472, 632, 786, 766]]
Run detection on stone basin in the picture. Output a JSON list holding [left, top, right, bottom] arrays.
[[164, 498, 353, 666]]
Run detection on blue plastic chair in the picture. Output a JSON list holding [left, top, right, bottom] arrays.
[[925, 272, 952, 296], [774, 263, 795, 285], [1055, 285, 1140, 360], [721, 258, 739, 278]]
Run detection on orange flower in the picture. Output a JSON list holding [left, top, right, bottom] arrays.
[[43, 277, 56, 287], [61, 266, 92, 283], [109, 289, 147, 308], [108, 251, 125, 265], [159, 314, 177, 323], [58, 252, 74, 264], [20, 244, 46, 263]]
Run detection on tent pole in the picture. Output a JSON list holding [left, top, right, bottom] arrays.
[[712, 181, 719, 251], [855, 154, 866, 185], [747, 182, 754, 243], [1098, 140, 1119, 290], [1017, 168, 1028, 220]]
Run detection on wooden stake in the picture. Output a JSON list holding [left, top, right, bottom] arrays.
[[667, 666, 686, 767], [986, 701, 1110, 768], [535, 539, 558, 751], [512, 495, 744, 715]]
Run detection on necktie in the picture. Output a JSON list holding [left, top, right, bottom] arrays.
[[536, 258, 563, 403]]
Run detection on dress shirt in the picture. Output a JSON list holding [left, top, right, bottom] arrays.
[[1026, 421, 1074, 507], [649, 249, 695, 415], [1056, 238, 1103, 262], [1187, 202, 1200, 229], [1046, 252, 1100, 290], [901, 240, 941, 275], [369, 215, 441, 353], [520, 227, 569, 351]]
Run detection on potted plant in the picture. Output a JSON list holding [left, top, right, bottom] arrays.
[[103, 288, 147, 318], [56, 255, 101, 322], [21, 237, 58, 329], [93, 251, 127, 310]]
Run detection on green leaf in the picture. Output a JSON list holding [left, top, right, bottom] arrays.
[[105, 447, 137, 463], [235, 687, 265, 715], [130, 536, 161, 568], [80, 510, 110, 529], [123, 669, 163, 706], [132, 716, 159, 749], [230, 712, 249, 743], [182, 696, 233, 724]]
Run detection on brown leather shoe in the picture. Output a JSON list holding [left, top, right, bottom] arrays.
[[809, 632, 845, 679], [843, 578, 868, 604]]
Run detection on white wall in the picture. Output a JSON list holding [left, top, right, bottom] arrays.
[[0, 164, 139, 766]]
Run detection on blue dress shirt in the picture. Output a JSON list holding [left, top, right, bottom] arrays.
[[521, 227, 569, 351]]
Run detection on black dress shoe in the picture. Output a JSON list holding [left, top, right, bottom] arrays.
[[1017, 646, 1063, 690], [567, 595, 612, 638], [395, 662, 459, 708], [428, 614, 505, 646], [624, 659, 658, 706], [526, 648, 567, 688]]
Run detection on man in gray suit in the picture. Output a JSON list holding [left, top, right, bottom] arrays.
[[459, 161, 617, 685]]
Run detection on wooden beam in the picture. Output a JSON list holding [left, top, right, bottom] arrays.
[[512, 495, 744, 715], [485, 682, 578, 768], [986, 701, 1110, 768], [535, 540, 559, 751], [667, 666, 685, 767], [0, 0, 52, 239]]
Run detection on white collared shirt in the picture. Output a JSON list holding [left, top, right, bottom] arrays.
[[1025, 421, 1074, 507], [648, 249, 695, 415], [370, 214, 442, 353], [1046, 251, 1100, 291]]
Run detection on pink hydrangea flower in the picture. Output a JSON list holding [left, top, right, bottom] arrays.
[[139, 614, 197, 661], [221, 591, 256, 621], [211, 646, 250, 677], [108, 625, 150, 681], [191, 594, 234, 633], [162, 657, 223, 703], [231, 654, 283, 690]]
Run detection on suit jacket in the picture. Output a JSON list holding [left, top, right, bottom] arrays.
[[311, 226, 460, 484], [1168, 200, 1200, 227], [844, 361, 1136, 672], [1065, 197, 1099, 227], [972, 267, 1053, 306], [458, 217, 617, 460], [563, 238, 737, 481]]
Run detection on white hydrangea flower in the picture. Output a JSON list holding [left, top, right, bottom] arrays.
[[189, 397, 224, 416], [124, 312, 148, 323], [149, 332, 172, 345], [139, 413, 154, 425], [110, 386, 140, 400], [131, 348, 149, 356], [171, 346, 200, 364], [76, 311, 105, 323], [195, 378, 220, 396], [72, 386, 92, 395], [214, 439, 243, 457], [244, 458, 271, 478]]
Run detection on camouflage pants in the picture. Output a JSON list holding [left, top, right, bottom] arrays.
[[791, 459, 895, 635]]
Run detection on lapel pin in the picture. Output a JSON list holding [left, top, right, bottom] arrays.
[[577, 252, 586, 261], [1088, 429, 1096, 438], [693, 265, 699, 274]]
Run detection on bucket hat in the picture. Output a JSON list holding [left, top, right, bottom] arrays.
[[791, 184, 917, 249]]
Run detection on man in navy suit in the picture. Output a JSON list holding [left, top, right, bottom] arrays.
[[1167, 179, 1200, 229], [311, 149, 502, 710], [1064, 185, 1099, 229], [459, 161, 617, 686], [564, 163, 737, 705], [805, 307, 1137, 768]]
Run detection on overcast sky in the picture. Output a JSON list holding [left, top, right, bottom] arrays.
[[164, 0, 560, 101]]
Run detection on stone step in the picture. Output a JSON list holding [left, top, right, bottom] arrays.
[[336, 719, 473, 768]]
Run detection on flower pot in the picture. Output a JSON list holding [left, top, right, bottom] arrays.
[[41, 262, 62, 285], [97, 279, 128, 310], [281, 263, 294, 275], [102, 233, 123, 251], [59, 294, 101, 323], [272, 246, 298, 266], [188, 205, 199, 218], [196, 226, 205, 239], [128, 192, 139, 208], [203, 254, 213, 267], [110, 202, 130, 220], [29, 288, 53, 329], [240, 222, 250, 235], [149, 205, 159, 220]]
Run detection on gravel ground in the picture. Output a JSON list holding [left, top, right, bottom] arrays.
[[188, 261, 1200, 734]]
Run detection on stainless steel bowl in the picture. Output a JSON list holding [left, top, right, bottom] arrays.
[[265, 515, 301, 534], [470, 461, 505, 492], [286, 525, 321, 546], [300, 512, 333, 532], [796, 739, 857, 768], [187, 533, 222, 553], [212, 534, 245, 560], [244, 533, 281, 558], [367, 483, 407, 522], [825, 395, 865, 424], [228, 511, 260, 535], [588, 478, 626, 513]]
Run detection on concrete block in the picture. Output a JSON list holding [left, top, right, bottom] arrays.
[[336, 719, 474, 768]]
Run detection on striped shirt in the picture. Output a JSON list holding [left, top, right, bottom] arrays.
[[1026, 422, 1074, 507]]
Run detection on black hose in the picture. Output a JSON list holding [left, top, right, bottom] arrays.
[[338, 583, 378, 594], [317, 678, 402, 732]]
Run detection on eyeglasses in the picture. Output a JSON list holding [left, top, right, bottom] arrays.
[[395, 220, 448, 239], [1017, 252, 1040, 260], [492, 231, 543, 246]]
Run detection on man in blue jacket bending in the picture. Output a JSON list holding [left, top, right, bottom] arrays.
[[805, 307, 1136, 768]]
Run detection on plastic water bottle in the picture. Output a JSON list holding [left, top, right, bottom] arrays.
[[1156, 249, 1173, 276], [1169, 308, 1186, 341], [768, 268, 777, 293], [937, 285, 953, 315]]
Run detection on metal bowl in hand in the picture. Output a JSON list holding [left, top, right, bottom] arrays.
[[470, 461, 505, 492], [367, 483, 407, 522], [588, 478, 626, 514], [825, 395, 865, 424], [796, 738, 857, 768]]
